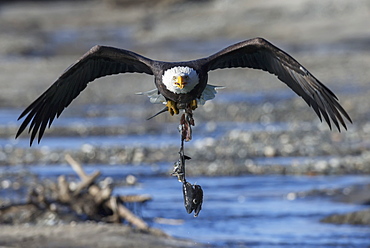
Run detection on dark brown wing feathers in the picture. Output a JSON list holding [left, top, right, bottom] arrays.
[[202, 37, 351, 130], [17, 38, 351, 145], [16, 45, 155, 145]]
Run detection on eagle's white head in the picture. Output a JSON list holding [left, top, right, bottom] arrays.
[[162, 66, 199, 94]]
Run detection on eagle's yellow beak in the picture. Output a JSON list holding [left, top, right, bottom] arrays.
[[175, 76, 186, 89]]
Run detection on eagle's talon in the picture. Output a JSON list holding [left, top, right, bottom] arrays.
[[166, 100, 179, 115], [190, 99, 197, 110]]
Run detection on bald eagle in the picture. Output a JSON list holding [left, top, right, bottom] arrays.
[[16, 38, 351, 145]]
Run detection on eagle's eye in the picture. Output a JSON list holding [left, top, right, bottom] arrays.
[[184, 75, 189, 80], [172, 76, 177, 81]]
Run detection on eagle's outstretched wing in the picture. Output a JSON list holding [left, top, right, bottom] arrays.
[[201, 37, 351, 130], [16, 45, 155, 145]]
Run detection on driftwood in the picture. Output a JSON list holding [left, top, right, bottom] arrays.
[[61, 154, 151, 230], [1, 154, 155, 229], [0, 157, 174, 241]]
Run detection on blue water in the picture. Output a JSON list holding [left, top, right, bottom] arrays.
[[5, 161, 369, 247], [115, 175, 370, 247]]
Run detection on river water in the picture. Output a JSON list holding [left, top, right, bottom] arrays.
[[130, 175, 370, 247], [7, 162, 370, 247]]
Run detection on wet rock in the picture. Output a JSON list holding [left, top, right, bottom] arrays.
[[333, 184, 370, 205], [321, 208, 370, 225]]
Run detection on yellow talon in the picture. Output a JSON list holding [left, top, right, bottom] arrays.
[[166, 100, 179, 115], [190, 99, 198, 110]]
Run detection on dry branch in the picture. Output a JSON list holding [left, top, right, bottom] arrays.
[[61, 154, 152, 230], [42, 153, 153, 230]]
